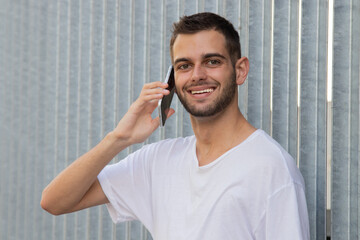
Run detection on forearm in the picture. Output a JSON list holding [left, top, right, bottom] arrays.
[[41, 131, 129, 214]]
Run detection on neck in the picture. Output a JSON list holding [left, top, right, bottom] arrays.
[[190, 100, 256, 166]]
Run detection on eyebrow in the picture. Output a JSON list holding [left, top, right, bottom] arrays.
[[174, 57, 190, 66], [174, 53, 227, 66], [203, 53, 227, 60]]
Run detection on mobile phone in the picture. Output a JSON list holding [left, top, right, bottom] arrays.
[[158, 66, 175, 127]]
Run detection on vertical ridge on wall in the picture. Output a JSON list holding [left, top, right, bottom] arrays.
[[102, 0, 119, 238], [0, 0, 8, 235], [88, 0, 106, 237], [17, 2, 30, 240], [42, 2, 58, 239], [0, 0, 6, 234], [34, 1, 45, 238], [76, 0, 93, 238], [70, 0, 82, 236], [348, 0, 360, 237], [35, 0, 49, 238], [332, 0, 360, 239], [27, 1, 41, 239], [299, 1, 327, 239], [247, 0, 272, 133], [66, 1, 79, 239], [54, 0, 70, 238], [271, 0, 299, 159]]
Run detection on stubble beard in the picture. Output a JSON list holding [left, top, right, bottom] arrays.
[[176, 73, 237, 117]]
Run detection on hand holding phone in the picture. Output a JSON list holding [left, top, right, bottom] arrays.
[[158, 66, 175, 127]]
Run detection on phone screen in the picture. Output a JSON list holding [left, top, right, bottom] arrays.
[[158, 66, 175, 127]]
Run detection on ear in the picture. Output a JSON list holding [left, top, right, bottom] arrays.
[[234, 57, 249, 86]]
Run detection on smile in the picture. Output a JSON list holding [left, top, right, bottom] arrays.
[[191, 88, 214, 95]]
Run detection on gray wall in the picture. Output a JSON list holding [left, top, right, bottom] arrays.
[[0, 0, 359, 239]]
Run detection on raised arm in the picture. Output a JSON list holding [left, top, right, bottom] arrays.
[[40, 81, 174, 215]]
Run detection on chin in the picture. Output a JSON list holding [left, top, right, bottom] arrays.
[[185, 104, 225, 117]]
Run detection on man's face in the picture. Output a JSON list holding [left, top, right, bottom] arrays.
[[172, 30, 237, 117]]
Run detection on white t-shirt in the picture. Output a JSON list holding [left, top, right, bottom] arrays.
[[98, 129, 310, 240]]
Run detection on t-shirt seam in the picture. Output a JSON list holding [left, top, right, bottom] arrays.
[[98, 166, 141, 223], [254, 130, 305, 232], [252, 181, 305, 235], [260, 132, 301, 181], [98, 170, 122, 223]]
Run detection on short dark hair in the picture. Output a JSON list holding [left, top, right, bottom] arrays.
[[170, 12, 241, 64]]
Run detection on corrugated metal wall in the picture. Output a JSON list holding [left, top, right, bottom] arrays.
[[0, 0, 359, 239]]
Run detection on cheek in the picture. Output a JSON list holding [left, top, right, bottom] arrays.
[[210, 67, 230, 79], [212, 68, 235, 85], [174, 79, 183, 96], [174, 73, 189, 90]]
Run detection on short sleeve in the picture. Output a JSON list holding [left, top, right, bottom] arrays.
[[254, 182, 310, 240], [97, 145, 153, 228]]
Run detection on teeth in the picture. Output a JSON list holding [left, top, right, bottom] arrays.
[[191, 88, 214, 94]]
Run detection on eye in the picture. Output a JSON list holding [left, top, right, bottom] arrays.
[[178, 63, 190, 70], [207, 59, 221, 65]]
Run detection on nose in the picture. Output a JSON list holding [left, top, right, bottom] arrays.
[[191, 64, 206, 82]]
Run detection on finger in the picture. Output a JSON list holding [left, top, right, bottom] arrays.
[[130, 96, 159, 114], [141, 88, 170, 97], [140, 93, 165, 103], [137, 87, 170, 106], [143, 81, 168, 90], [131, 83, 170, 112], [138, 89, 171, 107]]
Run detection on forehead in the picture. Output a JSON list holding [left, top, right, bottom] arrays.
[[172, 30, 229, 61]]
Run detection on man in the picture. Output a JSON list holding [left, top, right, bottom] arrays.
[[41, 12, 310, 239]]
